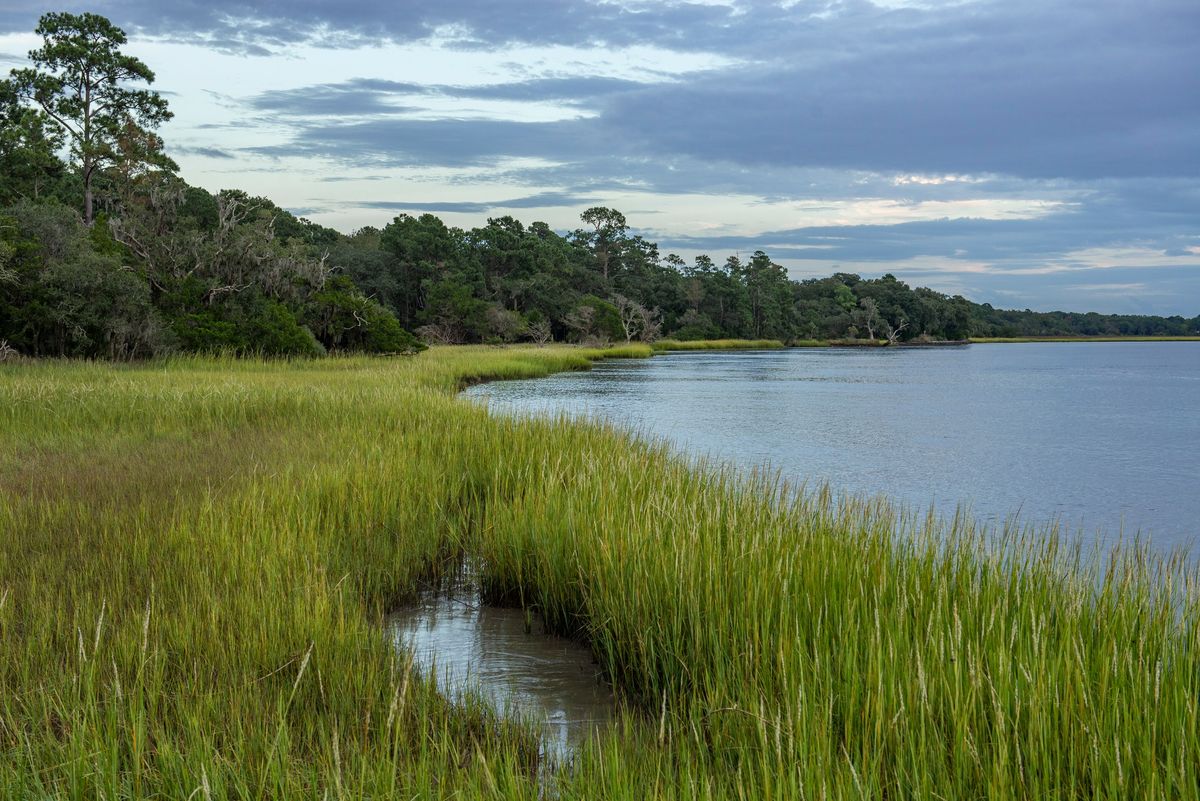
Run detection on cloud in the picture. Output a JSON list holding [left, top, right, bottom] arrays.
[[597, 2, 1200, 181], [357, 191, 594, 214], [250, 81, 421, 117], [248, 117, 606, 167], [0, 0, 742, 52], [1052, 245, 1200, 272], [214, 1, 1197, 187], [318, 175, 391, 183], [1066, 282, 1151, 293], [435, 75, 654, 103], [12, 1, 1196, 183], [172, 145, 236, 159], [243, 75, 652, 124]]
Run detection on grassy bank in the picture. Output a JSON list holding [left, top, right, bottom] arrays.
[[2, 346, 1197, 799], [971, 335, 1200, 343], [651, 338, 785, 351]]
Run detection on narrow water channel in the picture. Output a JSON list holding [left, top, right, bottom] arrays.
[[387, 584, 617, 762]]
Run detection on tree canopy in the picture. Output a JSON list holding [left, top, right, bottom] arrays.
[[9, 12, 173, 224]]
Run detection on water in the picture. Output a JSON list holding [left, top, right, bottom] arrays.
[[388, 583, 616, 762], [466, 343, 1200, 552]]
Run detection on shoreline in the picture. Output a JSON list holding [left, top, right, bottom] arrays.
[[970, 335, 1200, 343], [654, 336, 1200, 351]]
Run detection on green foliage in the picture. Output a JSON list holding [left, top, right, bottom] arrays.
[[40, 250, 169, 358], [375, 213, 460, 328], [307, 276, 425, 353], [581, 295, 623, 341], [8, 12, 174, 223], [0, 199, 170, 358], [670, 309, 720, 340], [420, 275, 493, 343], [86, 212, 127, 257], [178, 185, 219, 230], [169, 310, 242, 352], [243, 299, 325, 357], [578, 206, 628, 280], [0, 77, 65, 205]]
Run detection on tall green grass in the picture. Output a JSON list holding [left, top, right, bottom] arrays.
[[1, 345, 1196, 799], [651, 338, 785, 351]]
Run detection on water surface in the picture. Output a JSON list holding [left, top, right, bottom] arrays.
[[466, 343, 1199, 551], [388, 584, 616, 761]]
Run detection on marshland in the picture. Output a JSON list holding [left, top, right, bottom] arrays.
[[3, 345, 1198, 799], [4, 5, 1200, 799]]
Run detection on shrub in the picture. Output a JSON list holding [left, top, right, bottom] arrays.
[[243, 300, 324, 357], [306, 276, 425, 353], [169, 310, 244, 352]]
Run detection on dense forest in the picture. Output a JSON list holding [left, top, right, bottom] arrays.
[[2, 13, 1196, 360]]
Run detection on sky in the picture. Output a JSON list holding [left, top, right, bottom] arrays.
[[1, 0, 1198, 315]]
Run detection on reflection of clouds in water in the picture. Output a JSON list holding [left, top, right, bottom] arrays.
[[389, 587, 615, 762], [467, 345, 1200, 552]]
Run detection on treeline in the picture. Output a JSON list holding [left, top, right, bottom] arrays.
[[0, 13, 421, 359], [2, 13, 1195, 360]]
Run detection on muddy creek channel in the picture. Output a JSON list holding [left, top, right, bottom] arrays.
[[387, 581, 618, 762]]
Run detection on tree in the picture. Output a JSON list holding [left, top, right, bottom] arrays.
[[884, 317, 909, 345], [579, 206, 627, 282], [10, 12, 173, 224], [671, 309, 716, 340], [613, 293, 644, 342], [0, 199, 170, 358], [0, 79, 65, 204], [527, 317, 553, 345], [853, 297, 881, 340], [378, 213, 458, 328], [563, 296, 622, 344], [305, 275, 424, 354], [484, 304, 525, 343], [563, 304, 596, 342], [612, 293, 662, 342], [742, 250, 793, 339]]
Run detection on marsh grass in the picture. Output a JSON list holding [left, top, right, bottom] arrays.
[[1, 344, 1197, 799], [651, 339, 785, 351]]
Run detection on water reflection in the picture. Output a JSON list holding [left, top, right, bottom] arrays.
[[388, 585, 616, 762]]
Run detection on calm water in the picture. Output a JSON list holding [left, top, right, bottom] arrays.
[[466, 343, 1200, 552], [388, 583, 616, 762]]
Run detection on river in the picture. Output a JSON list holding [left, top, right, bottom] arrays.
[[465, 342, 1199, 552]]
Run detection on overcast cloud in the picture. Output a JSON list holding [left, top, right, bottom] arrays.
[[1, 0, 1197, 314]]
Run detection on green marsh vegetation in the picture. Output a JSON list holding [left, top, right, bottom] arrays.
[[651, 338, 785, 351], [2, 345, 1198, 799]]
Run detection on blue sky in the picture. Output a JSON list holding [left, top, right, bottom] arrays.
[[2, 0, 1198, 315]]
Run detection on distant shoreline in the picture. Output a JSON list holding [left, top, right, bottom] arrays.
[[969, 335, 1200, 343], [651, 336, 1200, 352]]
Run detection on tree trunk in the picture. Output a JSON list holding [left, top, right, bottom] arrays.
[[83, 157, 95, 226]]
